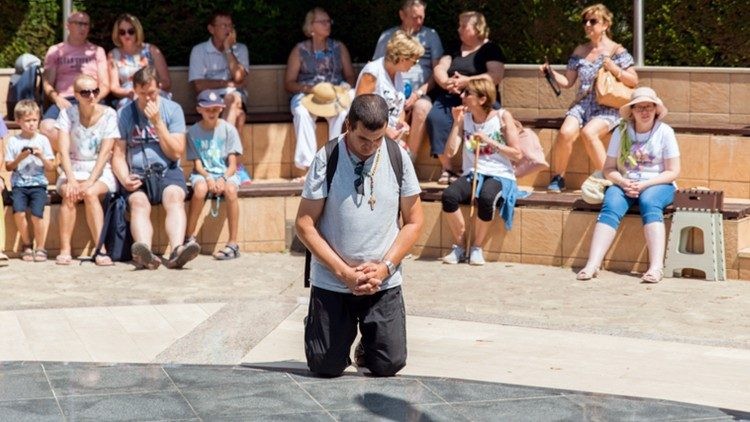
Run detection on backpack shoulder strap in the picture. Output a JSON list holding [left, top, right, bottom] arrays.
[[384, 138, 403, 192], [324, 137, 339, 192]]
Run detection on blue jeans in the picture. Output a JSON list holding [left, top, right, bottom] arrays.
[[598, 184, 675, 229]]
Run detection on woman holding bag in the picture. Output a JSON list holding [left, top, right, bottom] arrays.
[[540, 3, 638, 193], [576, 87, 680, 283]]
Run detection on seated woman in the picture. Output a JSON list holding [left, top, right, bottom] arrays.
[[107, 13, 171, 109], [540, 3, 638, 192], [355, 30, 424, 150], [576, 87, 680, 283], [441, 79, 522, 266], [427, 11, 505, 184], [55, 75, 119, 265], [285, 7, 355, 180]]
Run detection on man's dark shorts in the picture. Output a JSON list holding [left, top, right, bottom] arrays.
[[120, 166, 187, 204], [11, 186, 48, 218]]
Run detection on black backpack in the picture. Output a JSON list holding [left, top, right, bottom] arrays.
[[7, 54, 43, 117], [303, 138, 404, 287], [92, 193, 133, 262]]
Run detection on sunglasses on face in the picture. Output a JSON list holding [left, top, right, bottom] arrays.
[[353, 161, 365, 195], [582, 18, 599, 26], [77, 88, 100, 98], [119, 28, 136, 36], [632, 104, 656, 113]]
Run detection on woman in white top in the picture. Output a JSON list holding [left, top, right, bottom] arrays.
[[107, 14, 171, 109], [577, 87, 680, 283], [55, 75, 120, 266], [355, 30, 424, 150], [441, 79, 522, 266]]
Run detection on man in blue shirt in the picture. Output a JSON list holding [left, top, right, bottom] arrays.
[[112, 66, 199, 270]]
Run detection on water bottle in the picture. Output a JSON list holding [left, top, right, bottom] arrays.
[[404, 80, 412, 98]]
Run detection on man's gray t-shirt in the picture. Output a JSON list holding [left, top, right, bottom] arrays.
[[302, 136, 421, 293], [117, 99, 186, 173], [373, 26, 443, 88]]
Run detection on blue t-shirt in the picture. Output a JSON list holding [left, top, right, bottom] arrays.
[[117, 99, 186, 173], [186, 119, 243, 175], [5, 133, 54, 187]]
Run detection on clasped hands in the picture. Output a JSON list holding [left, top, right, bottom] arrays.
[[344, 261, 388, 296], [620, 179, 645, 198], [445, 71, 470, 95]]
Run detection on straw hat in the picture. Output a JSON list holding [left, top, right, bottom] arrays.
[[301, 82, 351, 117], [619, 87, 668, 120]]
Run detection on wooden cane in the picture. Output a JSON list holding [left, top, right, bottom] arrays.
[[465, 137, 481, 255]]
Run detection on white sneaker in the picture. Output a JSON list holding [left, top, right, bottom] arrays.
[[469, 246, 485, 266], [442, 245, 465, 264]]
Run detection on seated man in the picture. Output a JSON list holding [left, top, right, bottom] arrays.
[[40, 11, 109, 146], [112, 66, 199, 270], [188, 10, 249, 133]]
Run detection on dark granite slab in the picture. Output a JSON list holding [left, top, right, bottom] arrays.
[[0, 362, 746, 421]]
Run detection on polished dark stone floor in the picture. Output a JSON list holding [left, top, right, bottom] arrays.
[[0, 362, 748, 421]]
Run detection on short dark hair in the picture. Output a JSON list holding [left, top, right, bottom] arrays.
[[209, 10, 232, 26], [347, 95, 389, 131], [132, 66, 159, 87]]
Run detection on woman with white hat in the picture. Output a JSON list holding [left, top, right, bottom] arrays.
[[285, 7, 355, 181], [576, 87, 680, 283]]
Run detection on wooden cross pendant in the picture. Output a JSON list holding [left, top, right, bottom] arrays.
[[368, 195, 377, 210]]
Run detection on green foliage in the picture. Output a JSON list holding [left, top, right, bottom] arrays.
[[0, 0, 748, 68]]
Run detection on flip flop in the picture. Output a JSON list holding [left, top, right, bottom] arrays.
[[641, 269, 663, 284], [55, 254, 73, 265], [94, 254, 114, 267], [576, 268, 599, 280]]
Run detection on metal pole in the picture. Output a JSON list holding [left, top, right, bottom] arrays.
[[633, 0, 644, 66], [62, 0, 72, 41]]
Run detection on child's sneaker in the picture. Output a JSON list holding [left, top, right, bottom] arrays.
[[442, 244, 465, 264], [469, 246, 485, 266], [547, 175, 566, 193]]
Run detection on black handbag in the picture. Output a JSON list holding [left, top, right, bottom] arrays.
[[141, 158, 165, 205]]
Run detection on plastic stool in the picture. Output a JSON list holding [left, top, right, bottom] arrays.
[[664, 189, 725, 281]]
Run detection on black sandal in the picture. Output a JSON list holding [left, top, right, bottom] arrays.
[[213, 244, 240, 260]]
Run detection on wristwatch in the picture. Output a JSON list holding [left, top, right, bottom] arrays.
[[383, 260, 397, 276]]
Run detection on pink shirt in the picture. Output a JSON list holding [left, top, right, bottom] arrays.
[[44, 41, 107, 97]]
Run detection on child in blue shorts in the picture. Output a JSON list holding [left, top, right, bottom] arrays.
[[185, 91, 243, 260], [5, 100, 55, 262]]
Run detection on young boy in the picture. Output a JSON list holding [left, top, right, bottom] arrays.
[[5, 100, 55, 262], [185, 91, 243, 260]]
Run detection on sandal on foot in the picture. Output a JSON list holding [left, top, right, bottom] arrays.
[[213, 244, 240, 260], [131, 242, 160, 270], [641, 269, 663, 284], [33, 249, 48, 263], [0, 251, 9, 267], [165, 241, 200, 269], [576, 268, 599, 280], [55, 254, 73, 265], [437, 170, 451, 185], [21, 245, 34, 262], [94, 254, 114, 267]]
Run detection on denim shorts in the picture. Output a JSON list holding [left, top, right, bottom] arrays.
[[11, 186, 48, 218]]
